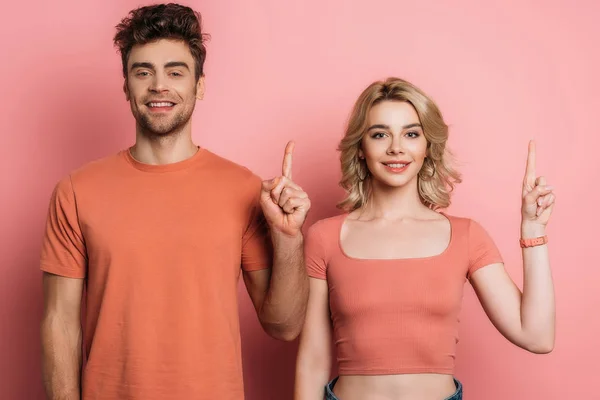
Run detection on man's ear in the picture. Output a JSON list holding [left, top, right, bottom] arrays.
[[123, 80, 130, 101], [196, 76, 205, 100]]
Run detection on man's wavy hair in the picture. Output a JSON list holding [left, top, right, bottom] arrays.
[[337, 77, 462, 212], [113, 3, 209, 81]]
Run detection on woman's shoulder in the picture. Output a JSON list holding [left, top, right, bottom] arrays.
[[441, 212, 473, 224], [307, 213, 348, 236], [442, 212, 495, 240], [440, 212, 479, 234], [304, 213, 348, 266]]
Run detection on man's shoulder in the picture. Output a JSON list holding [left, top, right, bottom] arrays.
[[202, 149, 261, 185], [68, 151, 126, 180], [47, 151, 125, 200]]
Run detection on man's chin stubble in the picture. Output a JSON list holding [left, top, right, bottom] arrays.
[[138, 114, 187, 138]]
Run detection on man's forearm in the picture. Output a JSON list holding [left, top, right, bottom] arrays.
[[41, 315, 82, 400], [259, 232, 309, 340]]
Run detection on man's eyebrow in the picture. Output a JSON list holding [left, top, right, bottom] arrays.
[[130, 62, 154, 70], [164, 61, 190, 70]]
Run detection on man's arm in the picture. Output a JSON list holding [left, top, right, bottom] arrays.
[[244, 141, 311, 341], [243, 232, 309, 341], [41, 272, 84, 399]]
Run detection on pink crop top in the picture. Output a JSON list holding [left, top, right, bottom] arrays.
[[304, 213, 503, 375]]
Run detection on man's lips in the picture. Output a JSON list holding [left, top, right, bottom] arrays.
[[146, 101, 176, 107]]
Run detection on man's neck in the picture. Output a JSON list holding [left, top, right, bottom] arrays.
[[131, 128, 199, 165]]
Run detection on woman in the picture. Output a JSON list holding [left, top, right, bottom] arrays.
[[295, 77, 555, 400]]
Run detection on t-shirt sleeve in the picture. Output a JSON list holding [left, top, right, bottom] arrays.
[[40, 176, 87, 279], [304, 221, 328, 280], [241, 178, 273, 272], [467, 219, 503, 279]]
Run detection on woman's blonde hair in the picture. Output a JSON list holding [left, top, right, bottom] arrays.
[[337, 77, 462, 212]]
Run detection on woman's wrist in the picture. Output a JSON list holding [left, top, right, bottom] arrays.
[[521, 221, 546, 238]]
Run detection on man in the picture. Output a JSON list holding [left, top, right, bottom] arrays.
[[40, 4, 310, 399]]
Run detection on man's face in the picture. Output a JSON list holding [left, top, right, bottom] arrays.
[[125, 39, 204, 137]]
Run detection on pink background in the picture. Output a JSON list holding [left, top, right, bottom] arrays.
[[1, 0, 597, 398]]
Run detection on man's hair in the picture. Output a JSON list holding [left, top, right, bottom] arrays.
[[113, 3, 209, 81]]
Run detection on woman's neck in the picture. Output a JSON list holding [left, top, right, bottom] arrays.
[[359, 178, 432, 221]]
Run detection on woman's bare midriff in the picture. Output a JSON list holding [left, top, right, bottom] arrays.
[[332, 373, 457, 400]]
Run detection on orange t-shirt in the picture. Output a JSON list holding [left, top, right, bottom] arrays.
[[40, 148, 272, 399], [305, 213, 502, 376]]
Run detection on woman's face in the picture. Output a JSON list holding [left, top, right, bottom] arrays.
[[359, 100, 428, 188]]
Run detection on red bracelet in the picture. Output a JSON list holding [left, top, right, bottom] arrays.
[[519, 235, 548, 248]]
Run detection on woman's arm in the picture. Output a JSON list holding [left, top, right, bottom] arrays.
[[470, 245, 554, 353], [295, 278, 334, 400], [470, 140, 555, 353]]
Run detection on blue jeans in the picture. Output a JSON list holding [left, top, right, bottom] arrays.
[[325, 377, 463, 400]]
